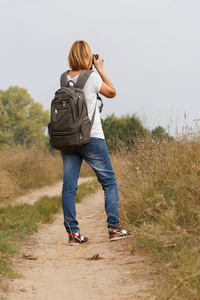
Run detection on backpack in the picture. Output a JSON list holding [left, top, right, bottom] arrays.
[[48, 70, 96, 151]]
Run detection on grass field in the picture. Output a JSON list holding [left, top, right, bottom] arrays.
[[112, 133, 200, 299], [1, 133, 200, 299]]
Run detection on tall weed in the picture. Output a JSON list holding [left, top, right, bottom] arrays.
[[113, 134, 200, 299]]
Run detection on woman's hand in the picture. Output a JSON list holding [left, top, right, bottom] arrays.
[[93, 54, 104, 72]]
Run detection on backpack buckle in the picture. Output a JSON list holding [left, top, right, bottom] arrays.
[[68, 80, 75, 87]]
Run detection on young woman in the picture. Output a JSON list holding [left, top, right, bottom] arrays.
[[61, 40, 130, 244]]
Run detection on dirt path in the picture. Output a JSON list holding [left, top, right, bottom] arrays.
[[13, 177, 93, 206], [3, 180, 153, 300]]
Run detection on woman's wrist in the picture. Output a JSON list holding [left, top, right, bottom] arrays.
[[96, 67, 104, 77]]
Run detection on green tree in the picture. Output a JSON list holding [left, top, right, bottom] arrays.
[[101, 114, 146, 152], [0, 86, 49, 149], [151, 126, 173, 141]]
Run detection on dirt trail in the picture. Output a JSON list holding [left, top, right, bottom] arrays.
[[13, 177, 93, 206], [3, 180, 153, 300]]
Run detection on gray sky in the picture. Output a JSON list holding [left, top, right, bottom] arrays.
[[1, 0, 200, 135]]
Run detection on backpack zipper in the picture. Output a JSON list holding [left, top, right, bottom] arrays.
[[54, 100, 75, 122], [79, 119, 91, 140], [74, 89, 84, 94], [77, 95, 82, 117], [50, 132, 75, 137]]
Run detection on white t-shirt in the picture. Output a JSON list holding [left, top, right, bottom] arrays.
[[67, 72, 105, 139]]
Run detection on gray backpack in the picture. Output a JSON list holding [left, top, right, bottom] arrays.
[[48, 70, 96, 151]]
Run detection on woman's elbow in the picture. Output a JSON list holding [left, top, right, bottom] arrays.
[[109, 89, 116, 98], [100, 84, 116, 98]]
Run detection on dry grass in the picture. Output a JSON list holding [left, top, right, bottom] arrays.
[[0, 149, 63, 204], [112, 134, 200, 299], [0, 149, 95, 206]]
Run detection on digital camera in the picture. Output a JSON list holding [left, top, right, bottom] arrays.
[[92, 54, 104, 64], [92, 54, 99, 64]]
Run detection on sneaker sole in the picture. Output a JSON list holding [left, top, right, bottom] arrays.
[[109, 235, 128, 241], [68, 242, 88, 246]]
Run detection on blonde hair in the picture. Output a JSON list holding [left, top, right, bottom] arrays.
[[68, 41, 93, 71]]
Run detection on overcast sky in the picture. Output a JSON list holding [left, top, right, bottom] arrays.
[[1, 0, 200, 135]]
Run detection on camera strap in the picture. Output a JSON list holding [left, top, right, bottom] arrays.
[[97, 94, 103, 113]]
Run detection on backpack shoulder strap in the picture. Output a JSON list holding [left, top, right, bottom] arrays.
[[76, 70, 96, 126], [75, 70, 93, 89], [60, 71, 70, 87], [60, 70, 93, 88]]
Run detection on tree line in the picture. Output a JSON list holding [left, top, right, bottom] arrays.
[[102, 114, 172, 152], [0, 86, 171, 151]]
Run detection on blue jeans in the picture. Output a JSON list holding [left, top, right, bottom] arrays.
[[61, 138, 119, 233]]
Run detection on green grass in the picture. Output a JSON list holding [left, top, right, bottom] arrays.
[[75, 179, 100, 203], [0, 195, 61, 279], [0, 178, 99, 280]]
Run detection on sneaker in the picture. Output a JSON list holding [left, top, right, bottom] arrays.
[[68, 232, 88, 245], [108, 227, 132, 241]]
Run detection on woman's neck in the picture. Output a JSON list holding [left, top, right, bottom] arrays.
[[68, 69, 83, 77]]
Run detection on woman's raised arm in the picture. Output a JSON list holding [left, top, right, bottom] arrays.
[[93, 54, 116, 98]]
